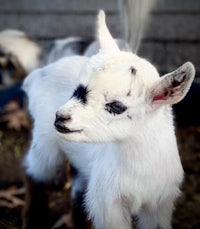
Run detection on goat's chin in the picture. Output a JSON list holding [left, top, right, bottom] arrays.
[[56, 131, 115, 143], [56, 131, 90, 143]]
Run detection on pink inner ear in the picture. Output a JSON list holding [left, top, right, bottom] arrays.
[[152, 93, 167, 102]]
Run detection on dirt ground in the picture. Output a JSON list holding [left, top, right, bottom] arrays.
[[0, 121, 200, 229]]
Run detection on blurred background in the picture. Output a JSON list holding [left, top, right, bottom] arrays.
[[0, 0, 199, 228]]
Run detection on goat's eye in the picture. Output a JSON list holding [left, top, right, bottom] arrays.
[[105, 101, 127, 115]]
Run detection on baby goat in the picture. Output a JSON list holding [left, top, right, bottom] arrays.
[[23, 11, 195, 229]]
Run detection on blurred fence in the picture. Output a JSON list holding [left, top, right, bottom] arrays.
[[0, 0, 199, 76]]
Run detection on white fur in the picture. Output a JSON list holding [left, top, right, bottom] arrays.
[[23, 11, 195, 229]]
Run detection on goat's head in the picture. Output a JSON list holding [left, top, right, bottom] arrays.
[[55, 10, 195, 142]]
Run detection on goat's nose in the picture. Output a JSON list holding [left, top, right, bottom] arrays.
[[55, 112, 72, 133], [55, 112, 71, 123]]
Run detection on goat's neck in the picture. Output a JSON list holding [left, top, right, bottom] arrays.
[[116, 108, 175, 163]]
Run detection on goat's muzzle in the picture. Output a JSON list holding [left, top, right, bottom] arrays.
[[54, 113, 82, 134]]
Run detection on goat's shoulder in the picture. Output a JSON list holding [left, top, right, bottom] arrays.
[[23, 55, 88, 93]]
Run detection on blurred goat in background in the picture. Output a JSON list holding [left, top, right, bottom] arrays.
[[0, 30, 42, 128]]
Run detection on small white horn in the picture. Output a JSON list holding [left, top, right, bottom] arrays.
[[97, 10, 120, 51]]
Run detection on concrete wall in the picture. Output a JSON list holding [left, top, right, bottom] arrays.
[[0, 0, 199, 76]]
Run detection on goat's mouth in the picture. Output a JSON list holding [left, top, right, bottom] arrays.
[[54, 122, 82, 134]]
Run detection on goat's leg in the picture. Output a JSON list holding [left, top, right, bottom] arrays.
[[22, 137, 67, 229], [89, 200, 132, 229], [137, 208, 158, 229], [137, 200, 174, 229], [86, 174, 132, 229], [156, 200, 174, 229]]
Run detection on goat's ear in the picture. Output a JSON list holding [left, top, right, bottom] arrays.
[[97, 10, 120, 52], [148, 62, 195, 105]]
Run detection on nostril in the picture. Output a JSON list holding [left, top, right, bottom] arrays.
[[64, 115, 71, 122], [55, 113, 71, 123]]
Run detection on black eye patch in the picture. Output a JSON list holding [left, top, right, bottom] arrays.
[[72, 84, 89, 104], [105, 101, 127, 115]]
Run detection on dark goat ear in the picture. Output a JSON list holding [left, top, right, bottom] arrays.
[[148, 62, 195, 105]]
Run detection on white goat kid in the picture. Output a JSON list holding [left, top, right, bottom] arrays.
[[23, 11, 195, 229]]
